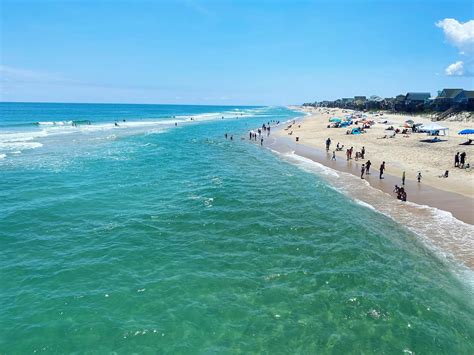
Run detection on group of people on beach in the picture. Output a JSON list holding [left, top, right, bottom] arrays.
[[326, 136, 413, 201], [454, 152, 468, 169], [393, 185, 407, 201]]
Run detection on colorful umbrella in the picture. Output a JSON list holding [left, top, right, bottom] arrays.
[[458, 129, 474, 135]]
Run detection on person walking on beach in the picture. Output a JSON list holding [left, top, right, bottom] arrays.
[[402, 171, 406, 185], [361, 146, 365, 159], [417, 171, 422, 183], [332, 151, 336, 161], [454, 152, 460, 167], [326, 138, 331, 152], [366, 160, 371, 175], [460, 152, 466, 168], [346, 149, 350, 161], [349, 147, 353, 160], [361, 164, 365, 179], [379, 161, 385, 179]]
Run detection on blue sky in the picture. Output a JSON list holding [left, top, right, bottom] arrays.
[[1, 0, 473, 105]]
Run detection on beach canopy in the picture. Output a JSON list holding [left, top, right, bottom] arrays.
[[458, 129, 474, 135], [419, 122, 449, 136], [329, 117, 342, 123]]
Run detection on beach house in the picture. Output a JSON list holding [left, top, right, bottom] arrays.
[[394, 94, 407, 111], [455, 90, 474, 110], [404, 92, 431, 111], [433, 88, 464, 111]]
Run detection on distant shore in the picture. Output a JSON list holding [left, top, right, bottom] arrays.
[[271, 106, 474, 225]]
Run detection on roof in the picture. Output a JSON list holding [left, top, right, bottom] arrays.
[[437, 88, 463, 99], [463, 90, 474, 99], [406, 92, 431, 101], [369, 95, 384, 102]]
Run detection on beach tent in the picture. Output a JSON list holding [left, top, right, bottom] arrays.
[[458, 129, 474, 135], [419, 122, 449, 136], [329, 117, 342, 123], [351, 127, 361, 134]]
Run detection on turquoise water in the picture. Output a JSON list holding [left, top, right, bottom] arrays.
[[0, 103, 473, 353]]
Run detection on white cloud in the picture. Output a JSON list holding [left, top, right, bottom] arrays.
[[445, 61, 465, 76], [436, 18, 474, 54], [445, 60, 473, 77]]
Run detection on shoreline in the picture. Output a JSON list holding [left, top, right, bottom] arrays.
[[285, 106, 474, 198], [259, 111, 474, 269], [268, 133, 474, 225], [276, 106, 474, 224]]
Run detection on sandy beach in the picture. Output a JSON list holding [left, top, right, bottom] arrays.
[[272, 107, 474, 222], [284, 107, 474, 198]]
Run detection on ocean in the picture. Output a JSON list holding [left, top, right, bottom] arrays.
[[0, 103, 473, 353]]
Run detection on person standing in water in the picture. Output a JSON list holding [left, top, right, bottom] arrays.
[[361, 164, 365, 179], [365, 160, 371, 175], [332, 151, 336, 161], [379, 161, 385, 179], [402, 171, 406, 185], [225, 133, 228, 139], [260, 137, 264, 146]]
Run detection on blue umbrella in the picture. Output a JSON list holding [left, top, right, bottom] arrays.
[[458, 129, 474, 135]]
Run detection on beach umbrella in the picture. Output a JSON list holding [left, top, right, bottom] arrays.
[[458, 129, 474, 135], [329, 117, 342, 123], [405, 119, 415, 124]]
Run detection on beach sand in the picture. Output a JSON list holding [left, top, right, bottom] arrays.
[[283, 107, 474, 199]]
